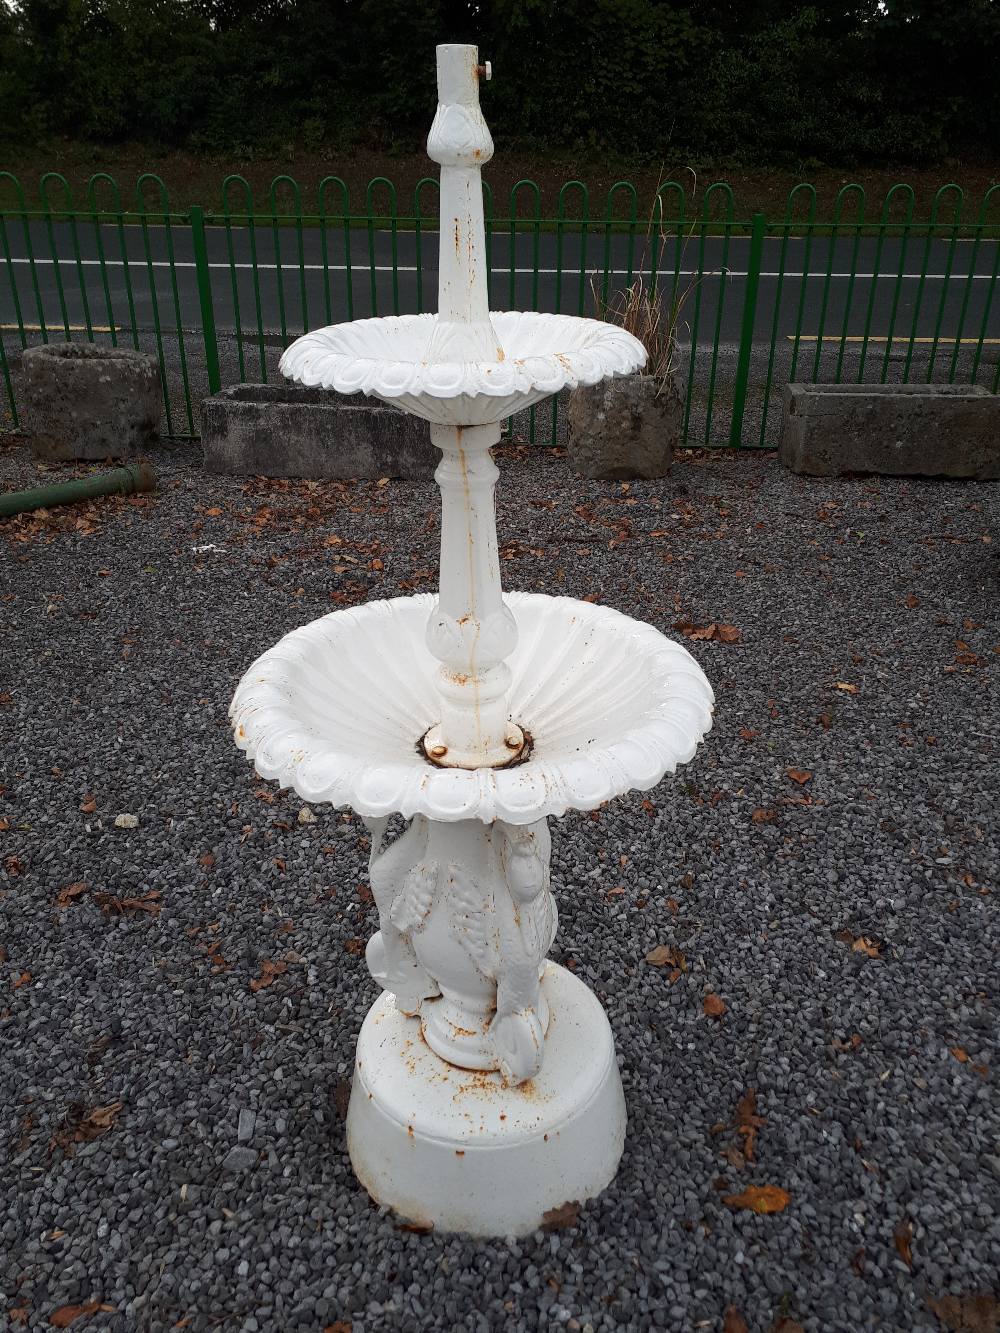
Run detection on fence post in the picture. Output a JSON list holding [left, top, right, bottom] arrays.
[[189, 204, 221, 396], [729, 211, 766, 448]]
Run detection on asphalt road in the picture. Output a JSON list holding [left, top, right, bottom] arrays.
[[3, 221, 999, 348]]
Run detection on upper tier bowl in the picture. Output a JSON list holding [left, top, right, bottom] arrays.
[[278, 311, 646, 425]]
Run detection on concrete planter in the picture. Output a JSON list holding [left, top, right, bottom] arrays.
[[201, 383, 438, 480], [780, 383, 1000, 478], [21, 343, 161, 461], [567, 372, 679, 480]]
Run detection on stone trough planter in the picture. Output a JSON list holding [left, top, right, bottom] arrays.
[[567, 372, 680, 479], [21, 343, 161, 461], [201, 383, 438, 480], [780, 383, 1000, 478]]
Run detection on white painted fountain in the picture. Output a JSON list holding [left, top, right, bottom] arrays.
[[230, 45, 714, 1235]]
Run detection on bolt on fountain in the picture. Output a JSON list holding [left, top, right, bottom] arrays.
[[231, 44, 714, 1236]]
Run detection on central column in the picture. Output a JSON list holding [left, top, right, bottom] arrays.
[[421, 44, 524, 768]]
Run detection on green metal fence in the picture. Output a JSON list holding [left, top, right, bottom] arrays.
[[1, 172, 998, 448]]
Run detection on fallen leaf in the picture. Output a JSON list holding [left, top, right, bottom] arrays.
[[852, 936, 882, 958], [672, 621, 742, 644], [734, 1088, 767, 1161], [816, 712, 833, 729], [198, 852, 216, 868], [94, 890, 161, 917], [787, 768, 812, 785], [50, 1303, 116, 1328], [12, 971, 31, 989], [645, 944, 686, 970], [724, 1308, 750, 1333], [926, 1292, 1000, 1333], [905, 593, 920, 608], [324, 1323, 353, 1333], [752, 808, 777, 824], [703, 993, 727, 1018], [951, 1046, 969, 1063], [723, 1184, 791, 1214], [250, 960, 287, 993], [541, 1200, 581, 1231], [79, 794, 97, 814], [344, 938, 365, 956], [4, 855, 25, 876], [894, 1218, 914, 1267], [832, 1033, 863, 1053], [738, 728, 760, 740], [56, 882, 88, 908], [833, 681, 859, 693], [9, 1309, 28, 1326], [334, 1081, 351, 1120], [770, 1320, 806, 1333]]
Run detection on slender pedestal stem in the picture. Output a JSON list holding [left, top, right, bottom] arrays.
[[423, 422, 522, 768]]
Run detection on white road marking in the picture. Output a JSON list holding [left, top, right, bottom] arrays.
[[2, 257, 997, 280]]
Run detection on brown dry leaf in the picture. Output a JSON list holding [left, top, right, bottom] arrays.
[[12, 971, 31, 989], [50, 1303, 116, 1328], [926, 1292, 1000, 1333], [833, 681, 859, 693], [770, 1320, 806, 1333], [894, 1218, 914, 1268], [787, 768, 812, 785], [198, 852, 216, 868], [334, 1081, 351, 1120], [724, 1308, 750, 1333], [905, 593, 920, 608], [249, 960, 287, 993], [10, 1309, 29, 1326], [323, 1323, 353, 1333], [5, 855, 25, 876], [817, 712, 833, 729], [82, 1103, 123, 1136], [56, 882, 88, 909], [645, 944, 686, 970], [703, 993, 727, 1018], [951, 1047, 970, 1063], [852, 936, 882, 958], [94, 890, 161, 917], [344, 938, 365, 956], [79, 794, 97, 814], [832, 1034, 863, 1053], [672, 621, 742, 644], [541, 1200, 582, 1231], [734, 1088, 767, 1162], [723, 1184, 791, 1214], [752, 808, 778, 824], [739, 728, 760, 740]]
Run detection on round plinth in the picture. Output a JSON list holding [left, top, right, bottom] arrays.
[[346, 963, 626, 1236]]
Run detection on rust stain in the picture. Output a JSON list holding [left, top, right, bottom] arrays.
[[455, 1149, 465, 1157], [454, 219, 460, 254]]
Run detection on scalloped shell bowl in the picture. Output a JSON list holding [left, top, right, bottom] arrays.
[[277, 311, 646, 425], [230, 592, 714, 825]]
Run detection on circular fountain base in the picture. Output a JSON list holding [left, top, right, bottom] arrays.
[[346, 963, 626, 1236]]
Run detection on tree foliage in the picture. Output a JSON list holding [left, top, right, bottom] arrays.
[[1, 0, 997, 163]]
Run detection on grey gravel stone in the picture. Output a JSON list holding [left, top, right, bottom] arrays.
[[1, 436, 997, 1333], [221, 1146, 258, 1174], [237, 1109, 256, 1143]]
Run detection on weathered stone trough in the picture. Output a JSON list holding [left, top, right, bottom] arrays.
[[22, 343, 161, 461], [780, 383, 1000, 478], [201, 383, 437, 480]]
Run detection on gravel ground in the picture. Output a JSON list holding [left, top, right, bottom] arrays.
[[1, 435, 998, 1333]]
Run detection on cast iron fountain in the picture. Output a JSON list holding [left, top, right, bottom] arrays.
[[231, 45, 714, 1235]]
